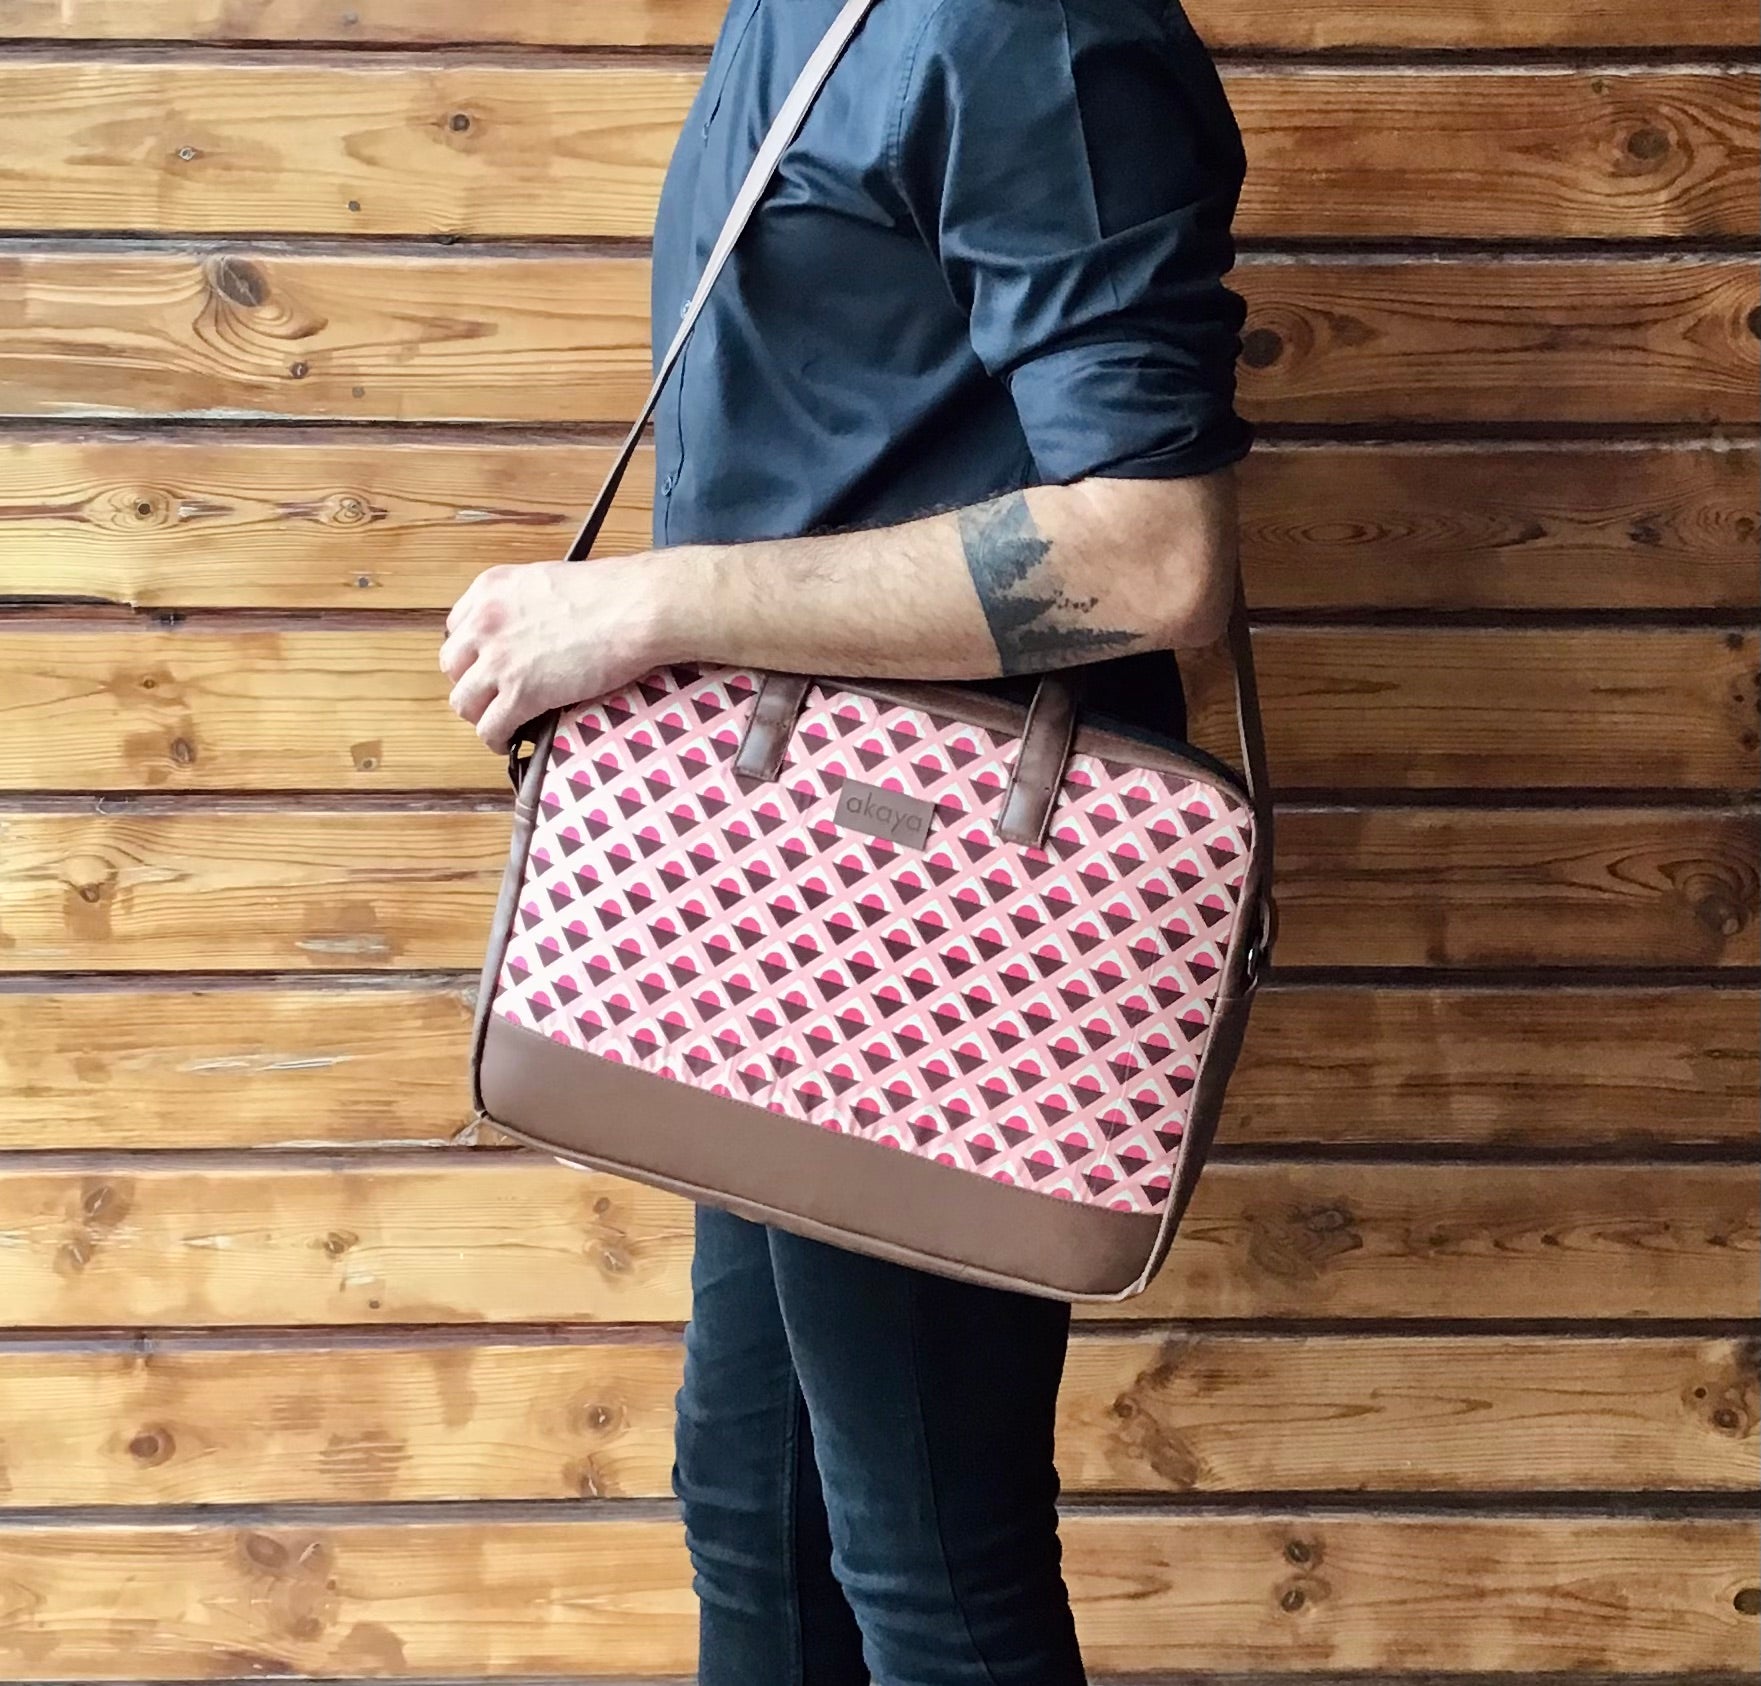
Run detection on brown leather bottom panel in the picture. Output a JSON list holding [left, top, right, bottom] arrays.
[[479, 1015, 1162, 1301]]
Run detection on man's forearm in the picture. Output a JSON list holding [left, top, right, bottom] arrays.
[[650, 472, 1237, 681]]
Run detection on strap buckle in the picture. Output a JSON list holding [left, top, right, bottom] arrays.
[[1242, 894, 1277, 989]]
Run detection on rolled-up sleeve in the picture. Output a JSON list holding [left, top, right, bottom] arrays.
[[890, 0, 1253, 483]]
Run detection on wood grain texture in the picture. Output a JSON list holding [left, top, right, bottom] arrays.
[[0, 1513, 1753, 1674], [4, 251, 1754, 426], [0, 986, 481, 1148], [0, 432, 654, 609], [0, 1159, 1753, 1324], [0, 1333, 1750, 1504], [1217, 985, 1761, 1149], [1236, 442, 1761, 614], [0, 0, 735, 46], [3, 807, 1753, 972], [6, 434, 1756, 614], [1, 63, 1753, 240], [2, 625, 1754, 792], [0, 0, 1752, 50], [6, 984, 1753, 1150]]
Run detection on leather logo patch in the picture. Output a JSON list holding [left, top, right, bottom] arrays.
[[834, 779, 936, 851]]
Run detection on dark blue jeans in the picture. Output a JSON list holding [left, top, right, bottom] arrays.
[[674, 1204, 1089, 1685]]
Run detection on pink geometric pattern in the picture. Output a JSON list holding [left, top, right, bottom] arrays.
[[490, 665, 1253, 1213]]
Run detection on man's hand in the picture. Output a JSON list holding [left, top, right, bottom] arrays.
[[440, 556, 670, 754]]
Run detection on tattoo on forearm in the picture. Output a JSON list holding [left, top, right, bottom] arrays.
[[956, 493, 1139, 675]]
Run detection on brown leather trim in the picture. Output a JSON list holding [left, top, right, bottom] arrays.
[[996, 676, 1076, 848], [468, 712, 556, 1115], [733, 672, 812, 782], [479, 1015, 1162, 1301]]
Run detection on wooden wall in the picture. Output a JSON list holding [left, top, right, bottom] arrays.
[[0, 0, 1757, 1677]]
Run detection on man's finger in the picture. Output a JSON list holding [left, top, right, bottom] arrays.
[[444, 575, 482, 637], [448, 667, 497, 727], [476, 691, 527, 756], [438, 629, 477, 682]]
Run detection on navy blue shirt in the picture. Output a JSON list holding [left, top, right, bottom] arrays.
[[651, 0, 1253, 734]]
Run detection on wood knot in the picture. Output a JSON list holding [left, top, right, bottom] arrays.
[[208, 255, 268, 309], [1624, 127, 1669, 162], [81, 1181, 131, 1226], [244, 1532, 290, 1571], [597, 1244, 632, 1275], [320, 1229, 358, 1257], [1241, 327, 1283, 369], [1735, 1586, 1761, 1617], [169, 737, 197, 767], [109, 486, 174, 529], [565, 1456, 607, 1498], [1692, 893, 1744, 939], [128, 1425, 175, 1465], [1746, 307, 1760, 342], [580, 1401, 620, 1433], [323, 492, 373, 528]]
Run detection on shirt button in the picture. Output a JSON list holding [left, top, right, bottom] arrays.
[[701, 119, 712, 140], [679, 300, 691, 322], [662, 471, 679, 494]]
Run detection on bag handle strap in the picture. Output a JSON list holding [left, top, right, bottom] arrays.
[[530, 0, 1272, 867], [558, 0, 884, 571]]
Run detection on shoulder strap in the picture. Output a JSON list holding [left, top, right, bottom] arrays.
[[552, 0, 1271, 843], [560, 0, 883, 567]]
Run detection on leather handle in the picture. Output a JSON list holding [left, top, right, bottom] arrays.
[[733, 672, 813, 781], [732, 668, 1080, 850], [994, 676, 1078, 848]]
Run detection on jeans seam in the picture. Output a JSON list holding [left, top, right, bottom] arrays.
[[904, 1280, 1005, 1686], [781, 1381, 807, 1686]]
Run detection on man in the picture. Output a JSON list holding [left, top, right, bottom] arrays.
[[443, 0, 1250, 1678]]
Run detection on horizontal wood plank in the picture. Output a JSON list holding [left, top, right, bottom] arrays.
[[1, 434, 1758, 614], [6, 984, 1753, 1150], [0, 1159, 1752, 1324], [3, 807, 1753, 972], [1, 63, 1753, 240], [3, 626, 1753, 792], [0, 0, 1751, 50], [0, 1513, 1751, 1673], [0, 1332, 1750, 1503], [0, 986, 481, 1148], [3, 251, 1753, 426], [1219, 985, 1761, 1149]]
